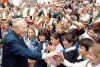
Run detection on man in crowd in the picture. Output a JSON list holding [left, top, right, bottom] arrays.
[[1, 18, 60, 67]]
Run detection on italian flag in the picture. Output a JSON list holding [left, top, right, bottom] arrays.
[[46, 11, 51, 24], [90, 17, 100, 26], [46, 18, 54, 25], [60, 12, 65, 21], [21, 2, 26, 8], [29, 8, 36, 17], [60, 12, 71, 23], [65, 14, 71, 23], [35, 16, 44, 27], [21, 6, 29, 17], [22, 0, 25, 3], [0, 14, 3, 18], [4, 2, 9, 7], [2, 0, 9, 7], [2, 0, 7, 3], [43, 8, 47, 17], [2, 12, 8, 20]]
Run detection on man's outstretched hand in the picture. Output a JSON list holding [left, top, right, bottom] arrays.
[[46, 50, 61, 59]]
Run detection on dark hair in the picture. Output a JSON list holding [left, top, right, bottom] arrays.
[[30, 16, 32, 20], [64, 32, 77, 45], [48, 2, 50, 4], [71, 11, 79, 21], [69, 29, 78, 36], [2, 19, 8, 25], [89, 26, 99, 33], [69, 28, 85, 36], [51, 32, 61, 40], [38, 28, 48, 40], [79, 38, 94, 51], [92, 33, 100, 44], [2, 19, 7, 22]]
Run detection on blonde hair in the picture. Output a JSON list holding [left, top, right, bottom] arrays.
[[56, 23, 65, 30], [26, 27, 37, 39], [90, 44, 100, 59], [81, 7, 88, 13], [57, 21, 70, 30]]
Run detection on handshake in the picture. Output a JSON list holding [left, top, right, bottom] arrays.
[[45, 50, 64, 62]]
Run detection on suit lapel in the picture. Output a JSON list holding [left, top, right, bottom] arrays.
[[11, 30, 28, 48], [20, 38, 28, 48]]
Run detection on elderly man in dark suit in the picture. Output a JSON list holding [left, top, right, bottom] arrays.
[[1, 18, 60, 67]]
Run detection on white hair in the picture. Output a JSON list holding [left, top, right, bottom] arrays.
[[12, 18, 25, 27]]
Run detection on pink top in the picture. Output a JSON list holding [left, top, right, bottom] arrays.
[[46, 43, 63, 67]]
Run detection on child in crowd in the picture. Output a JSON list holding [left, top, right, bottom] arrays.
[[88, 26, 100, 43], [60, 44, 100, 67], [23, 27, 38, 52], [69, 11, 89, 40], [68, 28, 85, 55], [55, 23, 67, 47], [23, 27, 38, 67], [77, 38, 94, 61], [88, 26, 99, 37], [36, 28, 49, 67], [55, 23, 66, 36], [58, 32, 78, 67], [46, 32, 63, 67]]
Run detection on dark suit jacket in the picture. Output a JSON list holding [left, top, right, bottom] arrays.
[[1, 30, 42, 67]]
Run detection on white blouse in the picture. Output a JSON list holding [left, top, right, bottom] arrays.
[[61, 59, 100, 67], [80, 13, 90, 22]]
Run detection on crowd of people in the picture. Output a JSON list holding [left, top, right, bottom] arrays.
[[0, 0, 100, 67]]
